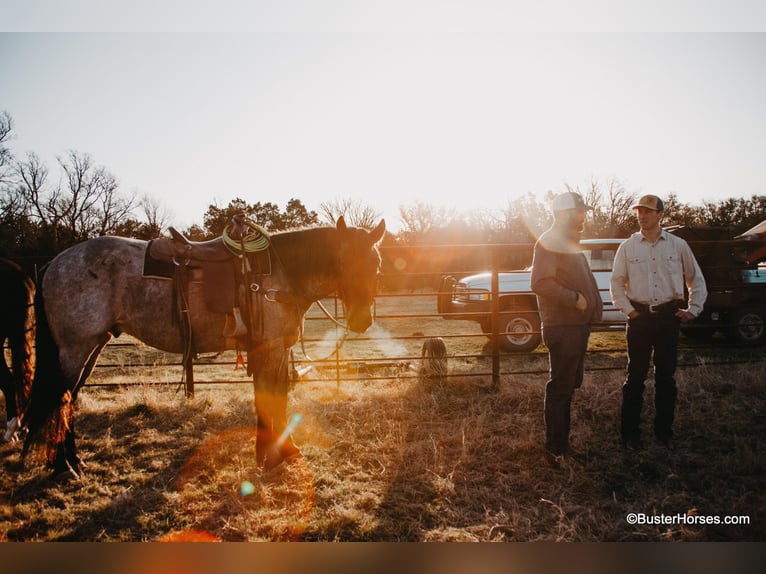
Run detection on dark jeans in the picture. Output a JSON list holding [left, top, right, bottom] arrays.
[[621, 312, 681, 442], [542, 324, 591, 455]]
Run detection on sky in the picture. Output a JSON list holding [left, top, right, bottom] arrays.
[[1, 2, 766, 232]]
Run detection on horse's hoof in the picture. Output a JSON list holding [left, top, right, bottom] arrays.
[[283, 450, 303, 465], [281, 443, 303, 464], [52, 467, 80, 483], [261, 446, 303, 471], [262, 449, 283, 471], [51, 458, 81, 482]]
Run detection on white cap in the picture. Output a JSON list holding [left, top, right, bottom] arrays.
[[551, 192, 593, 212]]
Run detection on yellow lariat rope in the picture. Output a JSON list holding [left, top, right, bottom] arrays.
[[222, 218, 271, 255]]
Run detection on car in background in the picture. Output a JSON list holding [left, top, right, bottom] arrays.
[[438, 228, 766, 352], [437, 239, 626, 352]]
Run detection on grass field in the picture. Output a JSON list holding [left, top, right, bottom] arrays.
[[1, 294, 764, 541]]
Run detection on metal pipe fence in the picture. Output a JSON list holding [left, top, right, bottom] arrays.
[[4, 241, 765, 393]]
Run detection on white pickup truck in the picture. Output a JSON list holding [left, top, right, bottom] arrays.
[[437, 239, 626, 352], [437, 233, 766, 352]]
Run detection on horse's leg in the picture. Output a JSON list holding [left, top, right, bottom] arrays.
[[0, 350, 17, 419], [0, 346, 20, 441], [50, 336, 111, 479], [252, 341, 301, 469], [55, 333, 112, 475]]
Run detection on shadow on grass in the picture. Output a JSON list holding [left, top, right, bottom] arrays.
[[357, 353, 766, 541], [2, 395, 255, 541]]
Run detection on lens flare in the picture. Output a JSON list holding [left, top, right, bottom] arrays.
[[275, 413, 303, 449]]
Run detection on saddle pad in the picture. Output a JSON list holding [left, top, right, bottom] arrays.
[[143, 241, 175, 279]]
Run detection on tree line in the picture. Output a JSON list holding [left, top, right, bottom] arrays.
[[398, 179, 766, 246], [2, 109, 765, 261]]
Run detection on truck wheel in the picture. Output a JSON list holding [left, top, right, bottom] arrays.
[[727, 307, 766, 345], [497, 312, 541, 353]]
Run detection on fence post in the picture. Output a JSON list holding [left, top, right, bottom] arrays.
[[184, 355, 195, 398], [491, 247, 500, 387], [335, 295, 341, 389]]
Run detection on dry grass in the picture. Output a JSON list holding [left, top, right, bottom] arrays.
[[1, 343, 763, 541], [1, 294, 764, 541]]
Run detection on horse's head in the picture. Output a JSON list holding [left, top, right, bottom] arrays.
[[335, 216, 386, 333]]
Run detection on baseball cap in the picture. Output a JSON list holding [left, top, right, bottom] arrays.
[[631, 194, 664, 211], [551, 192, 593, 213]]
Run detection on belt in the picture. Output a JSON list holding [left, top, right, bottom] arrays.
[[630, 299, 684, 315]]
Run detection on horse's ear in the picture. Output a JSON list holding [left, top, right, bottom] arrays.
[[369, 219, 386, 244], [336, 216, 347, 233]]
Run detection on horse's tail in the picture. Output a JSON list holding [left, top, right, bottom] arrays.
[[9, 268, 36, 419], [22, 266, 74, 466]]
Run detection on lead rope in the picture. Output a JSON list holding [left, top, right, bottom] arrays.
[[298, 300, 350, 362], [222, 218, 270, 254]]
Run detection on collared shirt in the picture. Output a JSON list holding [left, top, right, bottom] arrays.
[[610, 229, 708, 317]]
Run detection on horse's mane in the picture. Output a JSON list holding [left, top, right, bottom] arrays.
[[269, 226, 341, 279]]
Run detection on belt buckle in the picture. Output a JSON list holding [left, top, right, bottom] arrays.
[[648, 304, 659, 314]]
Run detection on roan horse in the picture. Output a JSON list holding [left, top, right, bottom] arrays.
[[0, 258, 35, 442], [23, 216, 385, 479]]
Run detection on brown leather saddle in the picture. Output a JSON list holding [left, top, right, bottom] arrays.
[[143, 215, 273, 394], [145, 214, 270, 339], [148, 213, 250, 264]]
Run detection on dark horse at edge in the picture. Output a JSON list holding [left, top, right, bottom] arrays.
[[0, 258, 35, 442], [23, 217, 385, 479]]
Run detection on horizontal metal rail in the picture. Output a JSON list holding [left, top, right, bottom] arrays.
[[4, 239, 764, 393]]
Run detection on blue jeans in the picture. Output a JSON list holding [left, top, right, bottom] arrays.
[[621, 312, 681, 441], [542, 324, 591, 455]]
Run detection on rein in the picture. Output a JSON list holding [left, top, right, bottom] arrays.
[[298, 300, 351, 362]]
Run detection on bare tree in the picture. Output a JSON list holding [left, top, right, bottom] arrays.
[[92, 176, 136, 236], [562, 177, 637, 237], [464, 207, 505, 231], [398, 200, 454, 242], [318, 197, 383, 229], [140, 194, 172, 238], [588, 177, 636, 236], [0, 111, 14, 186], [58, 150, 103, 237], [15, 151, 55, 217], [13, 149, 133, 251], [503, 192, 551, 240]]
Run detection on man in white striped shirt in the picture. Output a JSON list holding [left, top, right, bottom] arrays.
[[610, 195, 707, 450]]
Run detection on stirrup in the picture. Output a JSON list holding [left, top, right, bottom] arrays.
[[223, 306, 248, 338]]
